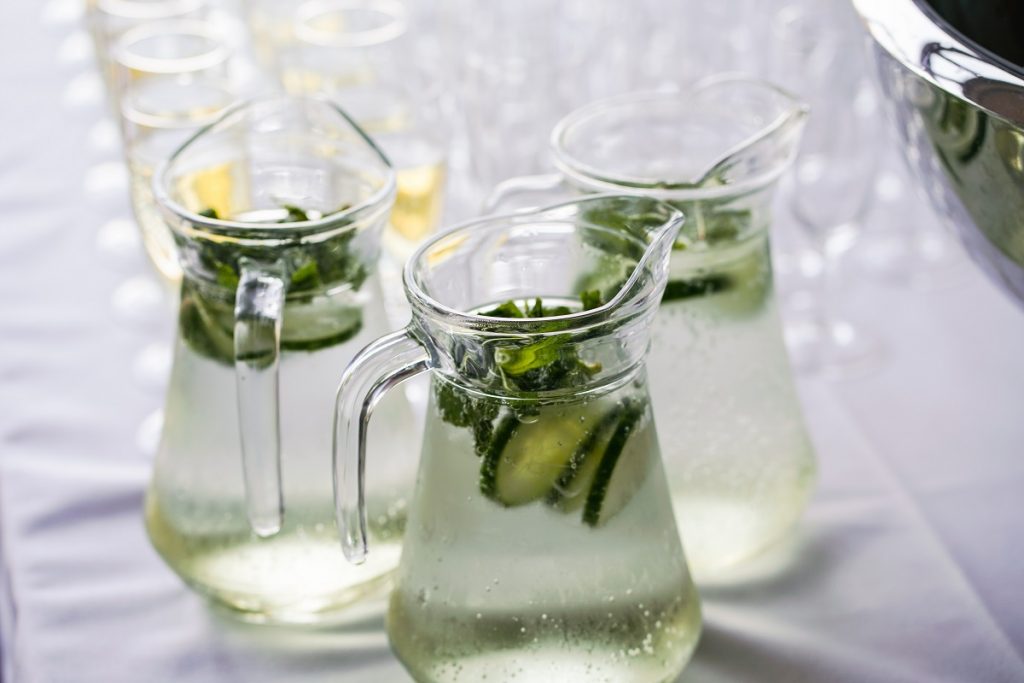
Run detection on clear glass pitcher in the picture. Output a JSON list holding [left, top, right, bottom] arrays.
[[146, 97, 417, 623], [334, 196, 702, 683], [486, 76, 818, 580]]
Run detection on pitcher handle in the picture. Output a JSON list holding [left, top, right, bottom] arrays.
[[333, 328, 431, 564], [234, 258, 288, 538], [482, 172, 566, 214]]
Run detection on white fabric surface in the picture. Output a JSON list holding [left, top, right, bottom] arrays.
[[3, 2, 1024, 682]]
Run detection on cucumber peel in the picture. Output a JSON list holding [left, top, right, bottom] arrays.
[[481, 406, 592, 507], [582, 401, 647, 527], [546, 404, 627, 512], [479, 414, 520, 502]]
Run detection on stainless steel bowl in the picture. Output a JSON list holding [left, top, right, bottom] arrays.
[[853, 0, 1024, 306]]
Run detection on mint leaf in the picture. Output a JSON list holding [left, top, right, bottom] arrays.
[[281, 204, 310, 223], [580, 289, 602, 310]]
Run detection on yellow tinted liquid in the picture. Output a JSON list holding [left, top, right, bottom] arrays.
[[389, 161, 446, 245]]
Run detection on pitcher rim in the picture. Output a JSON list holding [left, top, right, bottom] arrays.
[[402, 195, 683, 336], [152, 95, 397, 240], [550, 75, 809, 201]]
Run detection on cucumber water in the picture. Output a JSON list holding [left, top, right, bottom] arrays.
[[651, 225, 817, 579], [146, 201, 417, 624], [388, 296, 700, 683]]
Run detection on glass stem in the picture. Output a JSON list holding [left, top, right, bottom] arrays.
[[817, 232, 850, 338]]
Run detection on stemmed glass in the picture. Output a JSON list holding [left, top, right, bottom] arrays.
[[244, 0, 449, 420], [111, 21, 240, 417], [86, 0, 214, 275], [88, 0, 210, 98], [771, 0, 884, 378], [114, 19, 236, 284], [265, 0, 450, 320], [441, 1, 606, 201]]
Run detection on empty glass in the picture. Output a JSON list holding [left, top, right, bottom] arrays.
[[335, 196, 700, 682], [146, 97, 418, 623], [770, 0, 884, 378], [265, 0, 448, 249]]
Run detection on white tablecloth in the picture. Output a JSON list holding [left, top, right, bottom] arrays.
[[3, 2, 1024, 682]]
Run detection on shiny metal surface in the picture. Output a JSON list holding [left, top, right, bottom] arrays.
[[853, 0, 1024, 306]]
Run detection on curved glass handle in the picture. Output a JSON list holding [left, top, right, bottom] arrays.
[[334, 328, 430, 564], [234, 259, 287, 538], [482, 172, 567, 214]]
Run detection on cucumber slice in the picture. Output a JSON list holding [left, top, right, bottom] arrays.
[[179, 284, 364, 363], [179, 285, 234, 364], [279, 299, 363, 352], [546, 404, 627, 513], [479, 413, 519, 502], [583, 401, 649, 527], [480, 405, 593, 507]]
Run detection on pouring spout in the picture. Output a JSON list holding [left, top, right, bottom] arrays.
[[690, 74, 810, 192], [550, 75, 809, 202]]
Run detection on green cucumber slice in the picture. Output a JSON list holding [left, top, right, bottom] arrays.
[[546, 404, 627, 513], [179, 285, 234, 364], [179, 284, 364, 362], [480, 405, 592, 507], [582, 401, 649, 527], [279, 299, 363, 352], [479, 413, 519, 502]]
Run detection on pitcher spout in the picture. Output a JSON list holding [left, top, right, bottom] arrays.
[[551, 75, 808, 202], [690, 74, 810, 194]]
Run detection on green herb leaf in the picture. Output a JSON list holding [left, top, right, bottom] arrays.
[[580, 289, 603, 310], [281, 204, 310, 223], [495, 335, 566, 377], [481, 300, 525, 318], [215, 263, 240, 289], [289, 260, 321, 289]]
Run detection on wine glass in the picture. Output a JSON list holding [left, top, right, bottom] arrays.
[[114, 20, 236, 283], [771, 0, 884, 379], [88, 0, 210, 98], [111, 20, 240, 409]]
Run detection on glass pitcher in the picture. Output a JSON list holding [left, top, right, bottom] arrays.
[[486, 76, 818, 580], [334, 196, 702, 683], [146, 97, 418, 623]]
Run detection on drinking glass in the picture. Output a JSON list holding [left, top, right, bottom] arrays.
[[267, 0, 450, 327], [441, 0, 606, 199], [88, 0, 210, 97], [113, 19, 237, 283], [771, 0, 884, 378]]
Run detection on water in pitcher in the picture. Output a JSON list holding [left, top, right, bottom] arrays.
[[146, 275, 411, 622], [650, 208, 816, 576], [334, 197, 702, 682], [391, 368, 700, 682], [488, 79, 820, 579], [146, 98, 417, 623]]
